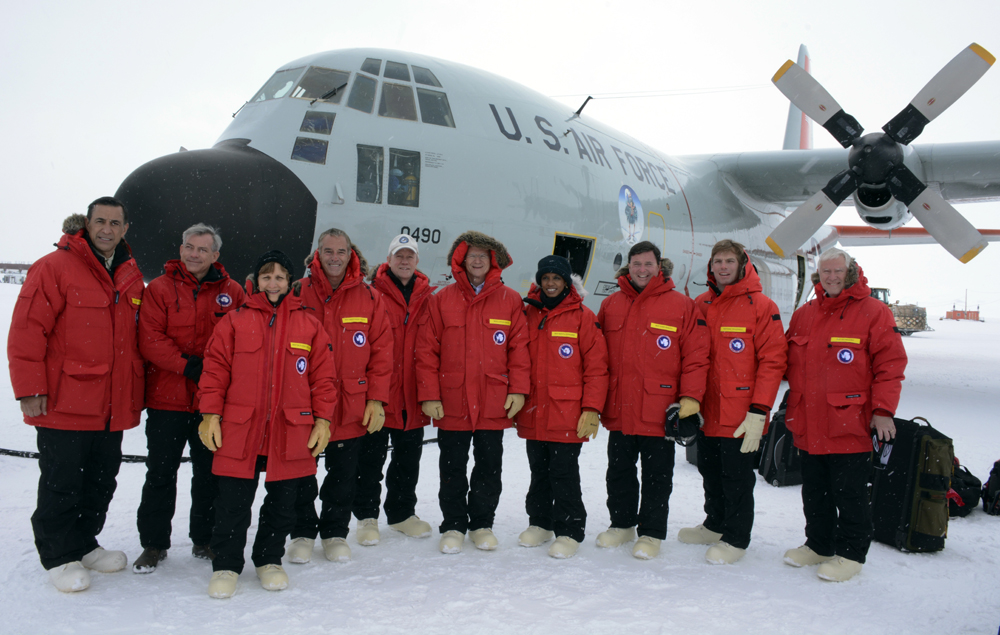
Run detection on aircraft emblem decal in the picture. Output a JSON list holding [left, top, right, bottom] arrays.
[[493, 330, 506, 345], [353, 332, 367, 347], [618, 186, 644, 245], [837, 348, 854, 364], [656, 335, 671, 350], [729, 338, 746, 353], [296, 357, 307, 375], [558, 343, 574, 359]]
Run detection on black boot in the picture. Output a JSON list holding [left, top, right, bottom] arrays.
[[192, 544, 215, 560], [132, 548, 168, 573]]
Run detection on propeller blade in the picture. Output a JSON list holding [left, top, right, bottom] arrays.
[[766, 169, 860, 257], [772, 60, 863, 148], [883, 43, 995, 145], [883, 164, 989, 262]]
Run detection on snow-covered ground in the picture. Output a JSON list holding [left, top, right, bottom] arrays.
[[0, 283, 997, 635]]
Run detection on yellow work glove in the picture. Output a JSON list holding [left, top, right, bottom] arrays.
[[505, 393, 525, 419], [308, 418, 331, 457], [198, 414, 222, 452], [577, 410, 600, 439], [733, 412, 766, 453], [678, 396, 700, 419], [421, 400, 444, 420], [362, 400, 385, 433]]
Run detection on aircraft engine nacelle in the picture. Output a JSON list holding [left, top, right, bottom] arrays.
[[852, 183, 913, 231]]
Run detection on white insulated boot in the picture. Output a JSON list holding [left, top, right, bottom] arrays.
[[705, 541, 746, 565], [81, 547, 127, 573], [356, 518, 380, 546], [322, 537, 351, 562], [208, 570, 238, 598], [783, 544, 834, 568], [677, 524, 723, 545], [469, 528, 499, 551], [632, 536, 661, 560], [439, 530, 465, 554], [518, 525, 554, 547], [286, 537, 314, 564], [255, 564, 289, 591], [595, 527, 636, 548], [548, 536, 580, 559], [817, 556, 863, 582], [49, 562, 90, 593], [388, 516, 432, 538]]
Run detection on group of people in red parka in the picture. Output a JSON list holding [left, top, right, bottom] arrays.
[[7, 197, 906, 597]]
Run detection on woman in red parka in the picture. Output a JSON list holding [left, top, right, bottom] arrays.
[[516, 256, 608, 559], [782, 248, 906, 583], [679, 240, 786, 565], [197, 251, 336, 599]]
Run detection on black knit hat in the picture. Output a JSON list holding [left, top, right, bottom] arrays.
[[252, 250, 295, 287], [535, 255, 573, 287]]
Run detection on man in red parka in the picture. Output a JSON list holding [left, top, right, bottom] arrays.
[[362, 234, 437, 539], [416, 231, 530, 554], [782, 248, 906, 582], [7, 198, 144, 592], [596, 241, 709, 560], [678, 240, 786, 565], [133, 223, 245, 572], [516, 255, 608, 559], [197, 251, 335, 598], [287, 228, 393, 564]]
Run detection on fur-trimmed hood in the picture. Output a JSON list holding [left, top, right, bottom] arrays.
[[614, 257, 674, 281], [810, 259, 860, 289], [62, 214, 87, 235], [305, 243, 369, 279], [447, 231, 513, 270]]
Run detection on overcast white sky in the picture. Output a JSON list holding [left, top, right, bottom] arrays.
[[2, 0, 998, 315]]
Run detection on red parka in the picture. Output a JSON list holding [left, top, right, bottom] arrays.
[[198, 291, 336, 481], [8, 216, 145, 432], [597, 262, 709, 437], [139, 260, 246, 412], [694, 256, 787, 437], [784, 266, 907, 454], [415, 233, 530, 432], [298, 249, 393, 442], [370, 263, 436, 430], [516, 283, 609, 443]]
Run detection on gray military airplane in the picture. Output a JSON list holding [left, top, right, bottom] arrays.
[[117, 44, 1000, 321]]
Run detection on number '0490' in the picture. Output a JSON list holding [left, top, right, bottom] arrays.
[[399, 227, 441, 244]]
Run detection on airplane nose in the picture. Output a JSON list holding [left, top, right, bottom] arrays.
[[116, 138, 317, 280]]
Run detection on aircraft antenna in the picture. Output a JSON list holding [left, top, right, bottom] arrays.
[[574, 96, 593, 116], [232, 101, 248, 118]]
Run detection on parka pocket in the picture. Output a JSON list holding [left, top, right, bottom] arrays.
[[641, 377, 676, 423], [217, 404, 255, 460], [547, 384, 583, 432], [484, 372, 510, 419], [784, 391, 804, 435], [340, 378, 369, 426], [825, 391, 869, 439], [282, 407, 315, 461], [439, 372, 466, 418], [234, 328, 263, 354], [53, 360, 110, 416], [131, 360, 145, 412]]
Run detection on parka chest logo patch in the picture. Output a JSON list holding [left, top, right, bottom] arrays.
[[656, 335, 672, 350], [216, 293, 232, 308], [729, 338, 746, 353], [353, 332, 367, 347], [837, 348, 854, 364], [493, 330, 506, 345], [296, 357, 307, 374], [558, 344, 574, 359]]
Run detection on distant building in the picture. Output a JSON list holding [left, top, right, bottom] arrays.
[[1, 263, 30, 285]]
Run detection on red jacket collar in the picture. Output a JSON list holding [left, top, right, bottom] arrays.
[[372, 262, 434, 301], [814, 265, 871, 309], [704, 252, 762, 299], [617, 269, 674, 300], [307, 249, 363, 297], [449, 241, 505, 299]]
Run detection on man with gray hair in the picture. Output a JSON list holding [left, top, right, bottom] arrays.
[[782, 247, 906, 582], [133, 223, 246, 572]]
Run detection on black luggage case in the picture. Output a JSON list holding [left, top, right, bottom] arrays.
[[870, 417, 954, 552], [757, 391, 802, 487]]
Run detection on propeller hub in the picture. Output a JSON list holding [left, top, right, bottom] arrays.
[[848, 132, 903, 184]]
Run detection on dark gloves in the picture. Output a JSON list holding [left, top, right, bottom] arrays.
[[665, 398, 704, 447], [183, 355, 203, 384]]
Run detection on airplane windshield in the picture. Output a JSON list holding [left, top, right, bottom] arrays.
[[290, 67, 351, 103], [384, 61, 410, 82], [250, 67, 305, 102]]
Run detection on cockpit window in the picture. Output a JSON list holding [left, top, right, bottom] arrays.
[[250, 67, 305, 102], [348, 74, 378, 114], [361, 58, 382, 75], [356, 145, 384, 204], [412, 66, 442, 87], [300, 111, 335, 135], [417, 88, 455, 128], [378, 83, 417, 121], [291, 138, 328, 165], [384, 61, 410, 82], [388, 149, 420, 207], [290, 67, 350, 103]]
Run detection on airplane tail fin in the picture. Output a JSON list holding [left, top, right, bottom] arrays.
[[782, 44, 813, 150]]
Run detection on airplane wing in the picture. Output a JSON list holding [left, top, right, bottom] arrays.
[[832, 226, 1000, 247], [689, 140, 1000, 208]]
